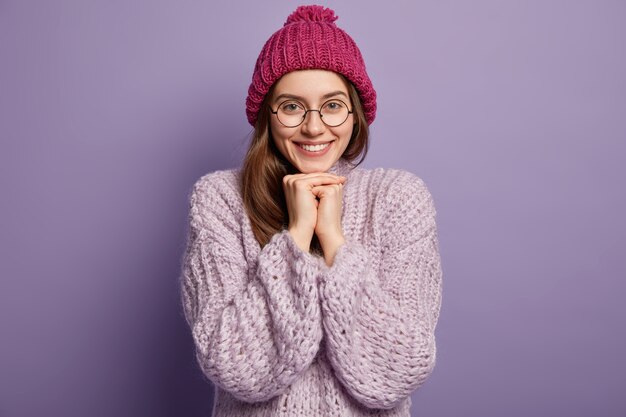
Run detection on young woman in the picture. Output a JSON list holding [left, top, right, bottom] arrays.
[[180, 5, 442, 416]]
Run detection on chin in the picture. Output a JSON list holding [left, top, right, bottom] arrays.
[[293, 160, 335, 174]]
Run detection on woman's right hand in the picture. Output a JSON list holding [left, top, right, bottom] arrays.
[[283, 173, 346, 252]]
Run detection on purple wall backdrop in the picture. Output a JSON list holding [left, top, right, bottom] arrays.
[[1, 1, 624, 416]]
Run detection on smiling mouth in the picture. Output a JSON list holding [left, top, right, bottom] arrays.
[[296, 142, 332, 152]]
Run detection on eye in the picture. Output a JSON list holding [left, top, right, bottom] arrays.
[[280, 101, 304, 114], [323, 100, 344, 112]]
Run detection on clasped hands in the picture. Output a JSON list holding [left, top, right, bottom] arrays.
[[283, 172, 346, 266]]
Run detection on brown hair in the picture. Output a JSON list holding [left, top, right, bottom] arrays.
[[240, 75, 369, 253]]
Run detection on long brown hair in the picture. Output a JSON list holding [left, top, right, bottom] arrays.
[[240, 74, 369, 253]]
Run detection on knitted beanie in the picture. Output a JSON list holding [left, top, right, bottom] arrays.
[[245, 5, 377, 127]]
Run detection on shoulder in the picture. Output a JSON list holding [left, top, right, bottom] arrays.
[[358, 168, 437, 242], [187, 168, 244, 229], [349, 166, 435, 213], [189, 168, 241, 207]]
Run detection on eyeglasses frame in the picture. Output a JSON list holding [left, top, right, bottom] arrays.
[[269, 98, 354, 128]]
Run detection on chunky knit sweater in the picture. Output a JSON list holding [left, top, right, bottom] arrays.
[[180, 157, 443, 417]]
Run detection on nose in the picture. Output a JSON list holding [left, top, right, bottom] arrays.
[[300, 110, 325, 136]]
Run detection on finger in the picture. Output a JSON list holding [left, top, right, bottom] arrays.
[[284, 175, 346, 189], [311, 183, 343, 197], [284, 172, 345, 183]]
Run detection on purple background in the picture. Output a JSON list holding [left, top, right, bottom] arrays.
[[1, 1, 625, 416]]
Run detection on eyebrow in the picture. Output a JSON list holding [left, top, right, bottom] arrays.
[[273, 90, 348, 104]]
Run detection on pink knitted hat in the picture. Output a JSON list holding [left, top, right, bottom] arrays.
[[245, 5, 377, 126]]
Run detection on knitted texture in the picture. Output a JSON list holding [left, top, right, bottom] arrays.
[[245, 5, 377, 126], [180, 158, 442, 416]]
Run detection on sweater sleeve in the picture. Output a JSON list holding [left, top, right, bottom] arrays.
[[318, 171, 443, 410], [180, 173, 323, 403]]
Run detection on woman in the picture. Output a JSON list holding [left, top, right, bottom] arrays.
[[180, 5, 442, 416]]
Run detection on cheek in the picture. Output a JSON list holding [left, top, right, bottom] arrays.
[[342, 115, 355, 136], [271, 128, 289, 148], [269, 125, 293, 157], [339, 124, 354, 142]]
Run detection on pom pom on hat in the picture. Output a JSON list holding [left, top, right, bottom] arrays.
[[246, 5, 377, 126], [284, 5, 338, 25]]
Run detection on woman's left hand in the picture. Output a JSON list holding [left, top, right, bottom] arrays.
[[312, 180, 346, 266]]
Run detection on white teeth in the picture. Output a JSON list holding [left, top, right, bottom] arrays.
[[298, 142, 330, 152]]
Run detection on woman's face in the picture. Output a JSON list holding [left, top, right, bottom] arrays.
[[269, 69, 354, 174]]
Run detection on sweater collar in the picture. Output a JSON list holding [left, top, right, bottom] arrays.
[[328, 157, 356, 177]]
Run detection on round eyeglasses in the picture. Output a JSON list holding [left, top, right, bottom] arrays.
[[270, 98, 353, 128]]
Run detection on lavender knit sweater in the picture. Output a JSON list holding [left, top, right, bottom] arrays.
[[180, 158, 443, 417]]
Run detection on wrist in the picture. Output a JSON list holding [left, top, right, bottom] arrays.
[[316, 228, 344, 245], [288, 227, 313, 253], [318, 232, 345, 266]]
